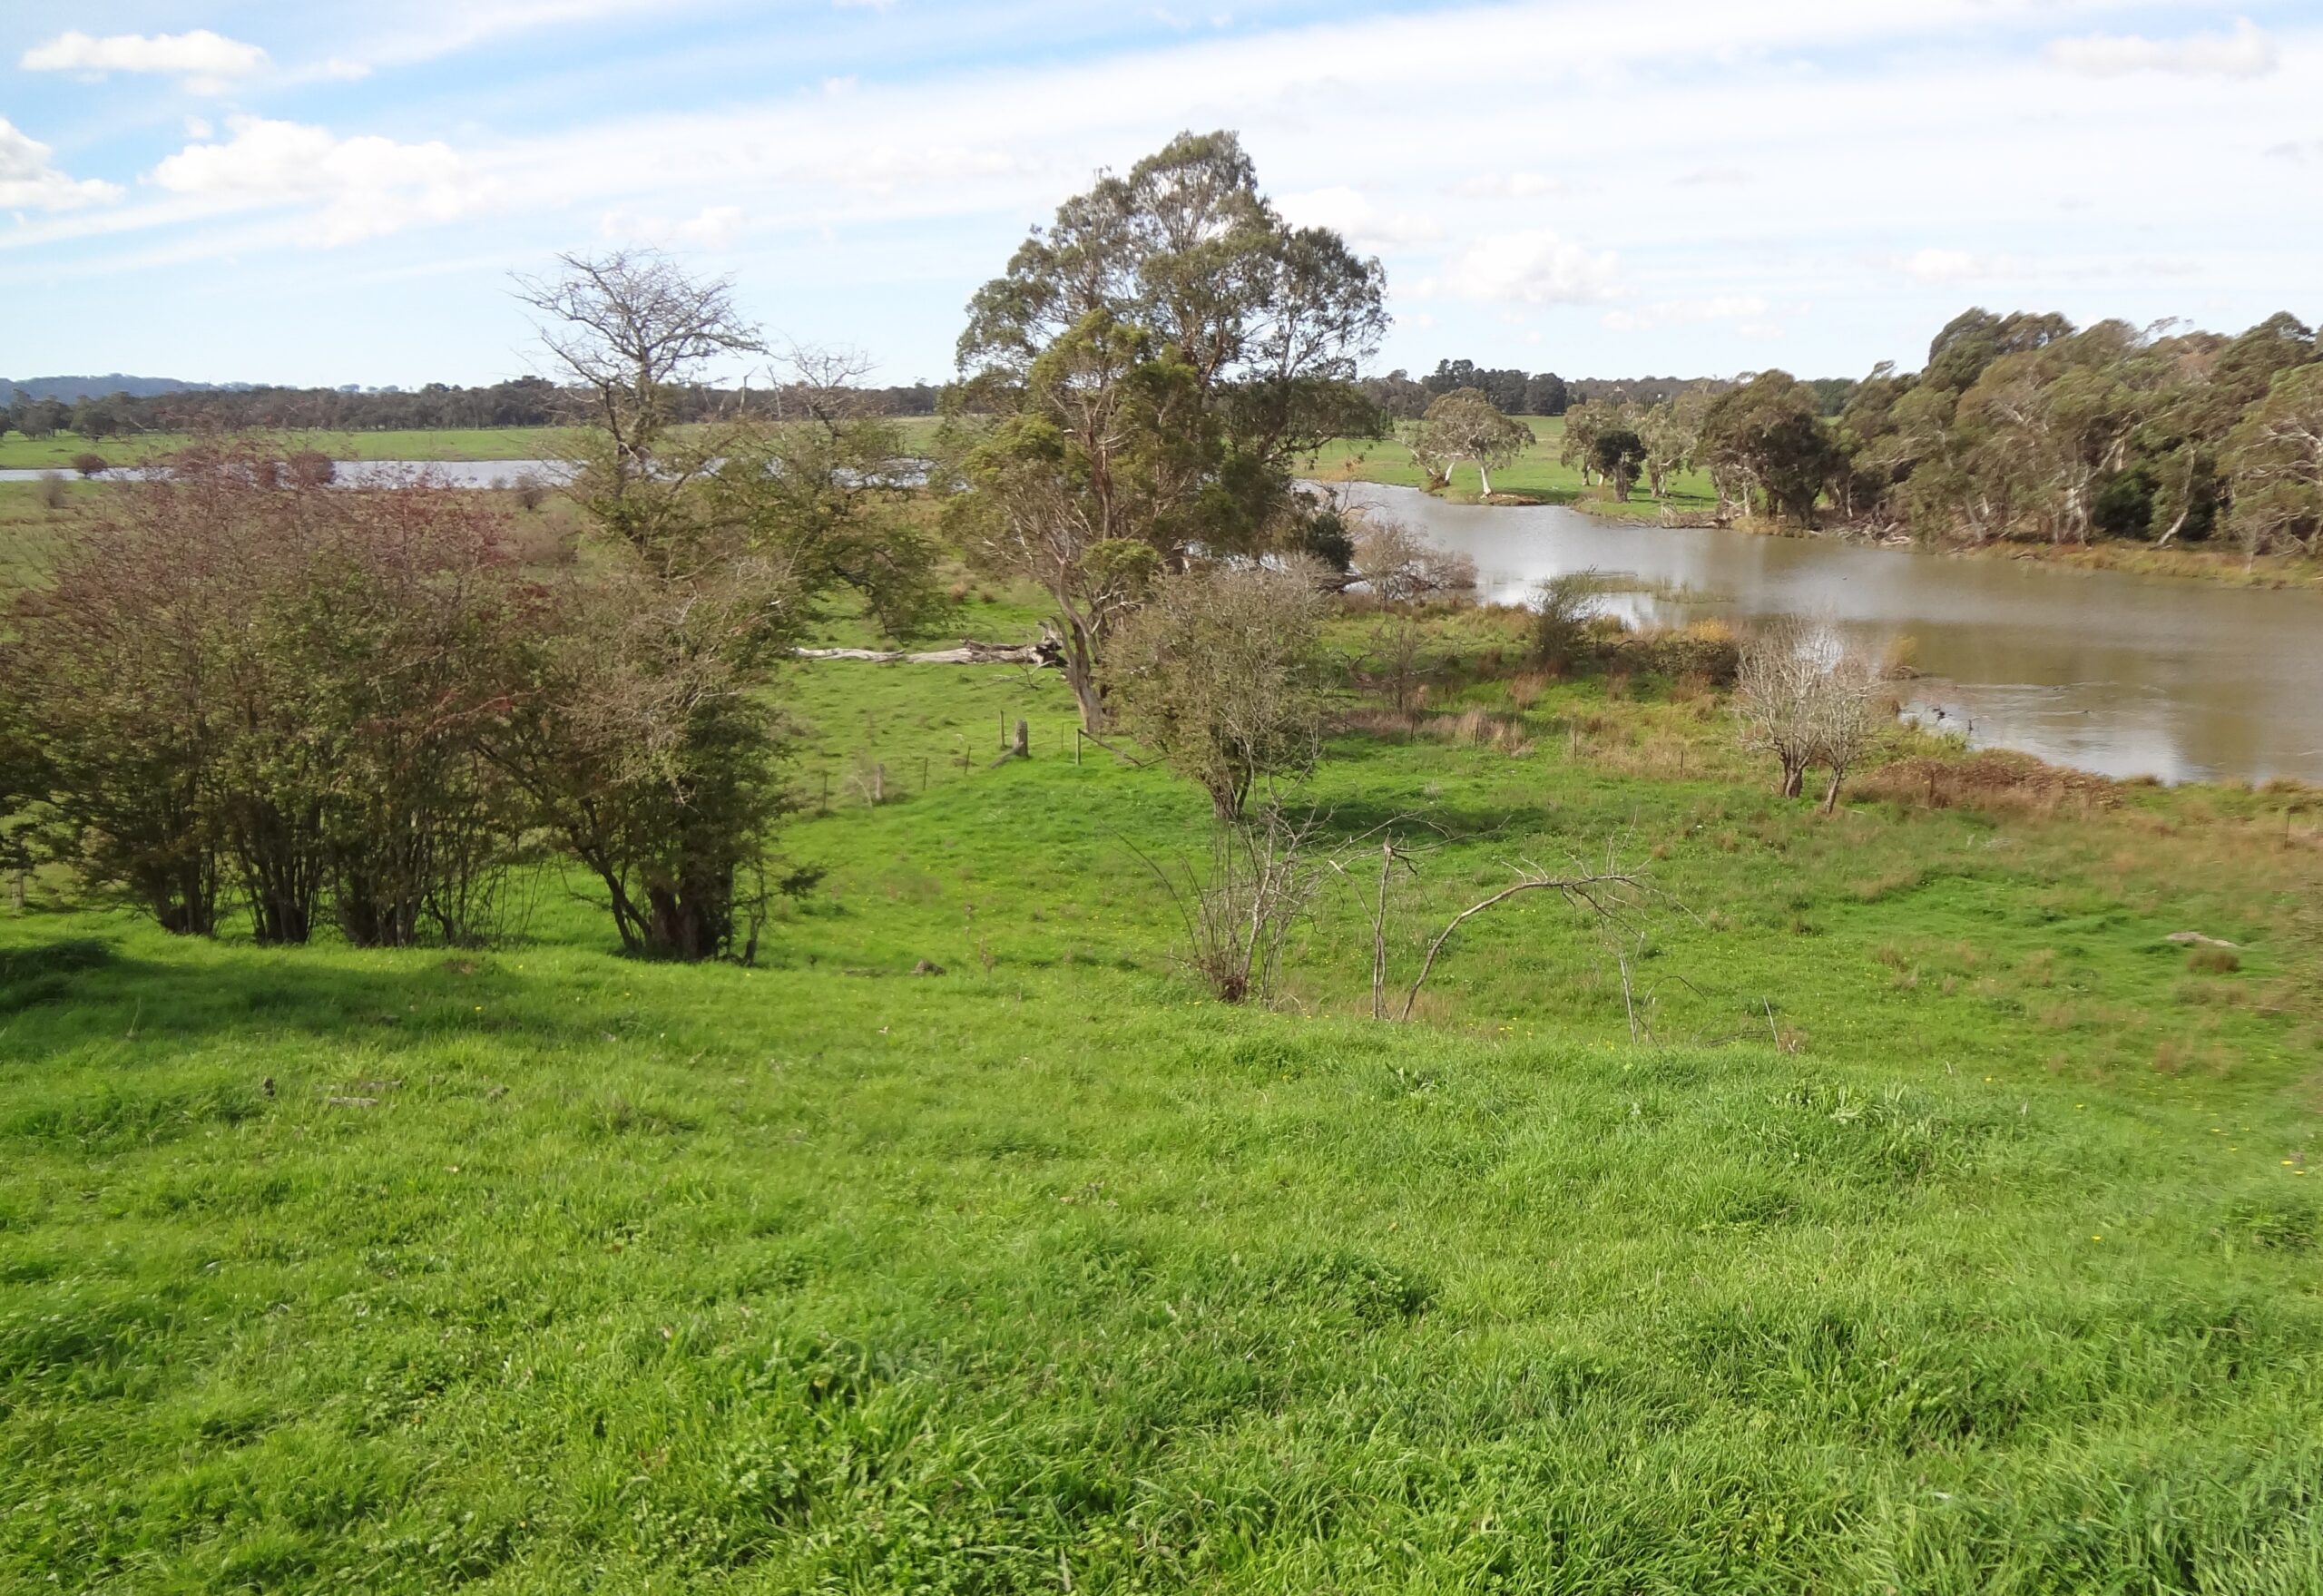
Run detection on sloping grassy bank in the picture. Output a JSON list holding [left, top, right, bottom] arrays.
[[5, 619, 2322, 1592]]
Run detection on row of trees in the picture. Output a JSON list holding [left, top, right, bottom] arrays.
[[0, 377, 946, 444], [1535, 310, 2322, 552], [1, 257, 947, 960], [1831, 309, 2322, 552], [1362, 364, 1733, 421]]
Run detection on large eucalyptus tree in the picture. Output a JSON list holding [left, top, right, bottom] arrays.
[[950, 131, 1387, 729]]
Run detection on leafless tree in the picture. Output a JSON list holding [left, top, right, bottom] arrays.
[[1133, 805, 1323, 1004], [513, 249, 765, 498], [1351, 513, 1477, 602], [1735, 616, 1882, 808]]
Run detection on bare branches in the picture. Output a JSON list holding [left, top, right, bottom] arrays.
[[1129, 805, 1324, 1005], [513, 249, 765, 475], [1734, 616, 1882, 808], [1398, 845, 1658, 1023]]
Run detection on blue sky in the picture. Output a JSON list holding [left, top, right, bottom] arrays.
[[2, 1, 2318, 388]]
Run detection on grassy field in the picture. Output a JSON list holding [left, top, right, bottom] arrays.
[[0, 427, 579, 471], [1309, 417, 1720, 524], [5, 573, 2323, 1590]]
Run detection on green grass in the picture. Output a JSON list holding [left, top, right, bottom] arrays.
[[5, 602, 2323, 1591], [1309, 417, 1720, 524], [0, 427, 579, 471]]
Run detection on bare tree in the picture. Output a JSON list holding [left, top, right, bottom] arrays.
[[1351, 513, 1477, 602], [1735, 616, 1881, 807], [1133, 806, 1321, 1004], [514, 249, 765, 494]]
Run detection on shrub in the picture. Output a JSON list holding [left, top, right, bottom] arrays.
[[1532, 571, 1600, 672], [1103, 563, 1329, 820], [69, 454, 107, 479], [285, 449, 337, 488], [34, 472, 67, 511], [0, 447, 533, 944]]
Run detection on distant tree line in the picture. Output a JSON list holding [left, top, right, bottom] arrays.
[[1526, 308, 2322, 553], [0, 377, 945, 443], [1362, 362, 1737, 421]]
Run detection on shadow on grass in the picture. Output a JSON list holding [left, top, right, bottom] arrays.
[[0, 933, 626, 1068]]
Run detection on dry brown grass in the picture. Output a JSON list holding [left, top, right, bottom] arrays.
[[1858, 751, 2121, 819]]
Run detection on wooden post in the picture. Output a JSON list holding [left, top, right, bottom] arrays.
[[8, 871, 24, 915], [1014, 719, 1030, 759], [1074, 729, 1083, 766], [999, 710, 1007, 751], [819, 770, 830, 814]]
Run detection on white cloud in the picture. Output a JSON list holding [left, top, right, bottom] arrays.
[[0, 118, 123, 211], [1602, 295, 1771, 332], [1673, 166, 1751, 188], [602, 203, 746, 249], [1446, 171, 1566, 200], [1443, 230, 1619, 306], [148, 117, 493, 245], [1891, 247, 2016, 282], [2044, 16, 2277, 79], [21, 29, 269, 94], [1274, 186, 1440, 251]]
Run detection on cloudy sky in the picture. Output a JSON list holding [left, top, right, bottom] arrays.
[[2, 2, 2317, 388]]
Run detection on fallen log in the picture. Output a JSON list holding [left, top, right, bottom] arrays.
[[797, 639, 1059, 667]]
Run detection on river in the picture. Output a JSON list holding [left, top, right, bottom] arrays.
[[1336, 482, 2323, 787], [8, 459, 2315, 784]]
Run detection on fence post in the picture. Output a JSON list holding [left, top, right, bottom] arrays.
[[1014, 719, 1030, 759]]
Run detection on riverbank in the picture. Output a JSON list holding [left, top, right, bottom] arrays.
[[1330, 482, 2323, 785], [1309, 417, 2323, 590]]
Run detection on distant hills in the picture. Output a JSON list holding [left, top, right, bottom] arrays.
[[3, 375, 242, 403]]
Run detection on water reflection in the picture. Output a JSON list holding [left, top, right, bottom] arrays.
[[1335, 482, 2323, 786]]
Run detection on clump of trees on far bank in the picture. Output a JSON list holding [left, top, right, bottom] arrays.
[[1524, 309, 2323, 553]]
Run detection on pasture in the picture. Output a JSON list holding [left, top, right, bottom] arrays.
[[5, 587, 2323, 1591], [1310, 417, 1723, 522]]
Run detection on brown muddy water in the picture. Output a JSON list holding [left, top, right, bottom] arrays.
[[1339, 482, 2323, 786]]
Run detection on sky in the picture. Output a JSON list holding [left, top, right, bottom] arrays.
[[1, 1, 2318, 390]]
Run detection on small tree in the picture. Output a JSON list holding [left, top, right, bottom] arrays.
[[1351, 512, 1475, 602], [510, 252, 939, 957], [1419, 387, 1531, 495], [1531, 570, 1600, 673], [70, 454, 107, 479], [1592, 427, 1646, 501], [1103, 563, 1328, 820], [1734, 616, 1880, 807]]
